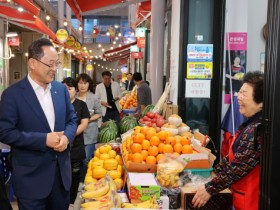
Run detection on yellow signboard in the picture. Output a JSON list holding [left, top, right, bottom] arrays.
[[186, 62, 213, 79], [55, 28, 69, 44]]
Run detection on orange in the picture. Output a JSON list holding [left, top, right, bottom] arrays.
[[158, 143, 165, 154], [132, 133, 145, 144], [182, 145, 193, 154], [141, 140, 150, 150], [132, 153, 143, 163], [130, 143, 142, 154], [165, 136, 176, 146], [140, 126, 149, 135], [166, 131, 173, 137], [128, 153, 133, 161], [173, 143, 182, 154], [145, 130, 156, 140], [162, 144, 174, 154], [141, 150, 148, 161], [148, 146, 159, 156], [181, 136, 191, 145], [156, 154, 164, 163], [174, 135, 182, 144], [150, 136, 160, 146], [147, 127, 156, 133], [146, 156, 157, 164], [157, 131, 169, 141]]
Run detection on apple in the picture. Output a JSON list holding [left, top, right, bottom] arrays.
[[151, 118, 157, 123]]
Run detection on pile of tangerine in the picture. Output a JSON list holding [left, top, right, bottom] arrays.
[[123, 126, 194, 165]]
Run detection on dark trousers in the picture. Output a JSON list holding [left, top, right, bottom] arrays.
[[17, 164, 69, 210], [0, 174, 12, 210], [70, 161, 83, 204]]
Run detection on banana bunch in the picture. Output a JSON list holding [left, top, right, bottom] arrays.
[[121, 196, 159, 209], [156, 172, 180, 188], [82, 178, 110, 199], [81, 175, 122, 209]]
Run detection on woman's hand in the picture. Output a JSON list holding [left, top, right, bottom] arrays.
[[192, 185, 211, 209]]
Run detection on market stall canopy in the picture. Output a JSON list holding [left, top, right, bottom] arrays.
[[12, 0, 40, 16], [66, 0, 149, 17], [0, 5, 56, 40], [103, 41, 136, 61]]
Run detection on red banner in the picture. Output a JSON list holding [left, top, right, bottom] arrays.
[[131, 52, 143, 59], [137, 37, 145, 48], [8, 36, 20, 46], [118, 58, 128, 66]]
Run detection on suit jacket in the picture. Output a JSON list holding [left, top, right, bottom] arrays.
[[125, 79, 135, 91], [0, 77, 77, 199], [95, 81, 122, 116]]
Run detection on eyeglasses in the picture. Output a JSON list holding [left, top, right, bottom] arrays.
[[33, 58, 62, 69]]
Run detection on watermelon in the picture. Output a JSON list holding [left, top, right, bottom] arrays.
[[120, 116, 138, 134], [141, 104, 155, 117], [99, 127, 117, 143], [100, 120, 118, 132]]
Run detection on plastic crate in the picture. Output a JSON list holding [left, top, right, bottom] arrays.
[[185, 168, 213, 178]]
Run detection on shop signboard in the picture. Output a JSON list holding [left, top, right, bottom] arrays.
[[185, 79, 211, 98], [186, 62, 213, 79], [86, 64, 93, 71], [65, 35, 76, 47], [74, 41, 82, 51], [118, 58, 128, 66], [130, 45, 139, 52], [135, 27, 146, 37], [187, 44, 213, 62], [8, 36, 19, 46], [131, 52, 143, 59], [137, 37, 145, 48], [55, 28, 69, 44]]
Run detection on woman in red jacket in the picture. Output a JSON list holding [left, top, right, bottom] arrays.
[[192, 71, 264, 210]]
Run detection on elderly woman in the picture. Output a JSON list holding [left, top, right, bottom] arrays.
[[192, 71, 264, 210]]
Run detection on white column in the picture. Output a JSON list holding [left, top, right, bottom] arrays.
[[58, 0, 64, 28], [66, 4, 71, 33], [150, 0, 165, 104], [169, 0, 181, 105]]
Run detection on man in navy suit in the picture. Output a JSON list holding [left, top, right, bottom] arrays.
[[0, 38, 77, 210], [125, 73, 135, 91]]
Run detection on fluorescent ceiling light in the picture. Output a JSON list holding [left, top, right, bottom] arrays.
[[6, 32, 18, 37]]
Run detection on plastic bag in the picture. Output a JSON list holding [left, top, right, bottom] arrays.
[[156, 155, 187, 188]]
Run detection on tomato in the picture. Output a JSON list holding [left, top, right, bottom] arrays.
[[146, 112, 155, 119], [156, 118, 166, 127], [151, 118, 157, 123], [143, 116, 151, 121]]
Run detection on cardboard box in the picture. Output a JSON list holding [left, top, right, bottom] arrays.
[[181, 184, 232, 210], [164, 104, 178, 119], [127, 172, 161, 203]]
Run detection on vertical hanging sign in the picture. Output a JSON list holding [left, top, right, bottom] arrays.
[[224, 32, 247, 104]]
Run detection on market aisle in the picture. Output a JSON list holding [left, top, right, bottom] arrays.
[[9, 183, 83, 210]]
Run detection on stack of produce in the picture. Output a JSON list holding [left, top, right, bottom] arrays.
[[81, 175, 122, 210], [85, 144, 124, 191], [161, 114, 191, 136], [119, 90, 137, 110], [139, 112, 165, 131], [99, 120, 118, 143], [141, 104, 155, 117], [121, 195, 159, 209], [120, 116, 138, 134], [122, 125, 195, 166]]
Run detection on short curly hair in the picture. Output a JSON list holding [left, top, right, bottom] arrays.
[[243, 71, 264, 104]]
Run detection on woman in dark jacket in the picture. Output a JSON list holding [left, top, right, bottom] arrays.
[[62, 77, 90, 209]]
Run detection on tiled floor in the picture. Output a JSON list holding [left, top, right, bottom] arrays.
[[10, 183, 84, 210]]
